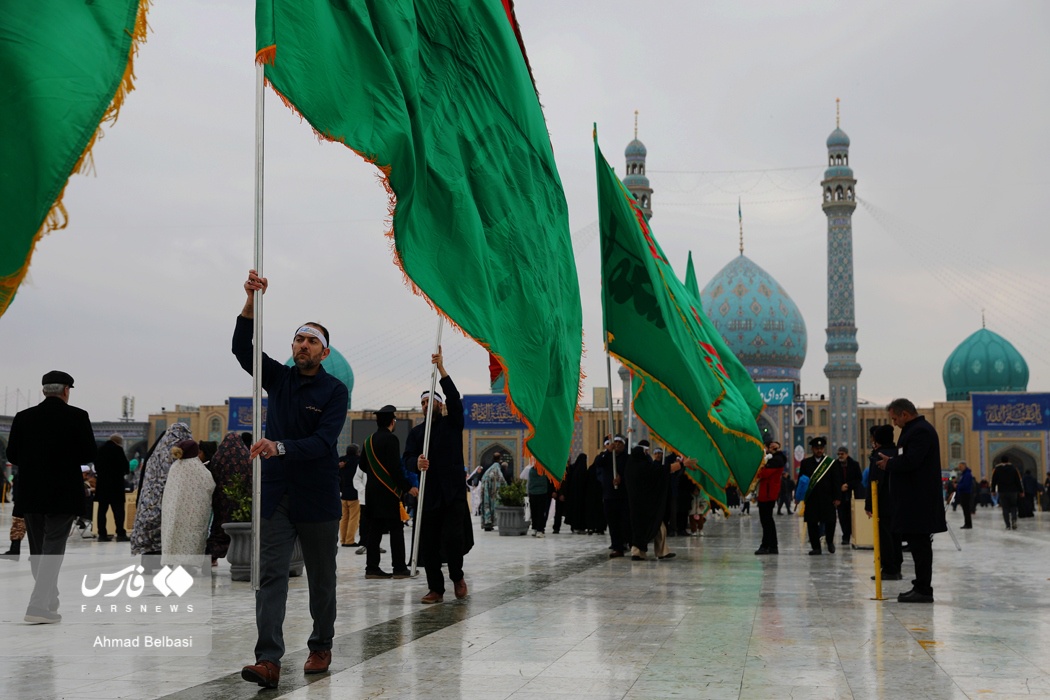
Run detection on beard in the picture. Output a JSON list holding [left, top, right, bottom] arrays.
[[294, 353, 321, 372]]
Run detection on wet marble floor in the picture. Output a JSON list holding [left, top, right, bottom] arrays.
[[0, 503, 1047, 700]]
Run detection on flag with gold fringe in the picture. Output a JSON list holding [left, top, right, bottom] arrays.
[[0, 1, 150, 318], [596, 129, 765, 498], [255, 0, 582, 481]]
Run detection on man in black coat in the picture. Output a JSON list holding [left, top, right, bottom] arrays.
[[94, 433, 130, 542], [800, 436, 842, 554], [991, 457, 1023, 529], [876, 398, 947, 604], [596, 435, 630, 558], [6, 370, 97, 623], [415, 347, 471, 604], [361, 407, 416, 579], [625, 441, 682, 560], [834, 446, 864, 546]]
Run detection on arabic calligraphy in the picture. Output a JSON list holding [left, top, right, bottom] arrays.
[[757, 383, 794, 406], [469, 402, 517, 424], [984, 402, 1043, 426]]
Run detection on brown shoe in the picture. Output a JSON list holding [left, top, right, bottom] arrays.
[[420, 590, 444, 604], [241, 660, 280, 688], [304, 649, 331, 674], [454, 578, 468, 599]]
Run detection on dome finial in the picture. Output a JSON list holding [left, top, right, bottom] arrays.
[[634, 110, 639, 139], [836, 98, 840, 128], [982, 308, 986, 328], [738, 197, 744, 255]]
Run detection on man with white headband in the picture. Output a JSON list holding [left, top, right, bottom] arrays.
[[233, 269, 349, 688]]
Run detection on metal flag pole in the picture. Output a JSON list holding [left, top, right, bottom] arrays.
[[943, 492, 962, 551], [409, 318, 444, 576], [251, 61, 266, 591], [606, 354, 617, 488]]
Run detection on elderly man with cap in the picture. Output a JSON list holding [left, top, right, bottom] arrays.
[[234, 270, 349, 688], [799, 436, 843, 555], [7, 370, 97, 623], [360, 405, 417, 579], [415, 347, 472, 604], [596, 434, 631, 558], [94, 433, 131, 542]]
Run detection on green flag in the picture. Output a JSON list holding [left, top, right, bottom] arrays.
[[0, 1, 149, 318], [255, 0, 582, 481], [684, 251, 701, 302], [596, 130, 765, 495]]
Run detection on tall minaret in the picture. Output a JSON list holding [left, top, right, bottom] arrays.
[[821, 99, 861, 456], [623, 111, 653, 220]]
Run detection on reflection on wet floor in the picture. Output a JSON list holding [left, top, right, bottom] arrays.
[[1, 506, 1048, 699]]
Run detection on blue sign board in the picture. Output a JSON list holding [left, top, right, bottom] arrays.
[[972, 393, 1050, 432], [228, 397, 268, 431], [757, 381, 794, 407], [463, 394, 526, 430]]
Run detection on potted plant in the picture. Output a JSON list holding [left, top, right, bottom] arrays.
[[220, 473, 304, 581], [495, 479, 530, 536]]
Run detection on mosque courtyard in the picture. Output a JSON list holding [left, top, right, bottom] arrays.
[[0, 505, 1047, 700]]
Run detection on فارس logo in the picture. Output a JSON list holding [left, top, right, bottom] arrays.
[[81, 565, 195, 598]]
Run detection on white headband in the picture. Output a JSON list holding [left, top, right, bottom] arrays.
[[294, 326, 328, 348], [421, 390, 444, 403]]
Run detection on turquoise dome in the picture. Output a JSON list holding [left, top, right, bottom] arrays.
[[625, 138, 647, 158], [826, 127, 850, 148], [943, 328, 1028, 401], [285, 345, 354, 409], [700, 254, 807, 381]]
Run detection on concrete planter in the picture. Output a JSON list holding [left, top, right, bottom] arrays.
[[221, 522, 304, 581], [495, 505, 530, 536]]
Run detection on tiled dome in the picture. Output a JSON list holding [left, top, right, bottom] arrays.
[[943, 328, 1028, 401]]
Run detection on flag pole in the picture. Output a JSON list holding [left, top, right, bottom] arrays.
[[410, 317, 444, 576], [251, 61, 266, 591], [606, 353, 617, 488]]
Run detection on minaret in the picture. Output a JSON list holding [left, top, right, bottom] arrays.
[[821, 99, 861, 456], [623, 111, 653, 220]]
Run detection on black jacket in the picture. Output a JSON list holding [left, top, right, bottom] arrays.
[[838, 456, 864, 499], [885, 416, 947, 535], [339, 452, 359, 501], [94, 439, 130, 498], [419, 375, 466, 512], [595, 448, 628, 500], [361, 429, 407, 519], [991, 463, 1023, 494], [7, 396, 96, 515], [800, 454, 842, 522]]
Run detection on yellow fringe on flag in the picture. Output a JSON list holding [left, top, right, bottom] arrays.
[[0, 0, 151, 318]]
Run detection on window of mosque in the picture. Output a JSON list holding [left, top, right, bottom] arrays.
[[806, 408, 813, 426], [824, 189, 832, 201], [829, 156, 834, 166], [950, 443, 962, 460], [949, 416, 962, 433], [844, 155, 848, 165], [846, 188, 854, 201], [209, 417, 222, 442], [639, 165, 644, 175], [835, 186, 844, 200], [819, 408, 828, 426]]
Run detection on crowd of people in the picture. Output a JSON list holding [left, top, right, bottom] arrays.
[[2, 272, 1047, 689]]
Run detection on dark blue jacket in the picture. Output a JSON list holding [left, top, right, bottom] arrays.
[[956, 468, 974, 494], [232, 315, 348, 522]]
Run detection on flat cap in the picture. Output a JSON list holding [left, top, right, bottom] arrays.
[[42, 370, 74, 387]]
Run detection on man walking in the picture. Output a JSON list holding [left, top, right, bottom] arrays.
[[94, 434, 130, 542], [416, 347, 471, 604], [955, 462, 975, 529], [800, 437, 842, 555], [835, 446, 863, 546], [235, 270, 349, 688], [7, 370, 97, 623], [876, 398, 947, 604], [596, 435, 631, 559], [991, 456, 1023, 530], [755, 440, 786, 555]]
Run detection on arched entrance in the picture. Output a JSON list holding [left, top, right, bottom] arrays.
[[994, 446, 1039, 480], [480, 443, 514, 482]]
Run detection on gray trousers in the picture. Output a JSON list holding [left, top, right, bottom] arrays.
[[254, 497, 339, 666], [998, 492, 1019, 527], [24, 513, 75, 614]]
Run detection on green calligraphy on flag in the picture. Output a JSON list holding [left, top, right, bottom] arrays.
[[255, 0, 581, 481], [0, 1, 148, 318], [596, 130, 765, 497]]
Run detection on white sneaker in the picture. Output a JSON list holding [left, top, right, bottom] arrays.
[[535, 532, 545, 538]]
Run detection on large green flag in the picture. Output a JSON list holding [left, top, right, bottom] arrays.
[[255, 0, 582, 480], [596, 131, 765, 495], [684, 251, 701, 302], [0, 1, 148, 318]]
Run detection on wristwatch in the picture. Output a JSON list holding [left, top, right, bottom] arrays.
[[275, 442, 286, 457]]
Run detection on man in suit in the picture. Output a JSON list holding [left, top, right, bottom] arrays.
[[835, 446, 864, 545], [6, 370, 97, 624], [800, 437, 842, 555]]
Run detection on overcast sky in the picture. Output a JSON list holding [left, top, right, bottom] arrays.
[[2, 1, 1048, 423]]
